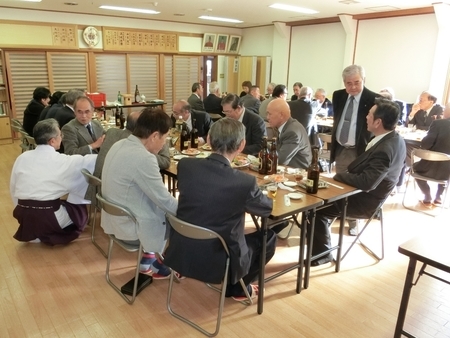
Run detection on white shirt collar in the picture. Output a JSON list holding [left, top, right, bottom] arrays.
[[365, 130, 393, 151]]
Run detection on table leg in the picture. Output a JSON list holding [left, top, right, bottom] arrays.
[[394, 258, 417, 338], [335, 197, 348, 272], [296, 212, 306, 293], [257, 217, 268, 314], [303, 208, 316, 290]]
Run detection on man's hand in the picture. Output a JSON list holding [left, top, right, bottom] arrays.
[[409, 103, 420, 119], [91, 134, 105, 149]]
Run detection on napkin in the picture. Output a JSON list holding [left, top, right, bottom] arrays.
[[278, 183, 296, 192]]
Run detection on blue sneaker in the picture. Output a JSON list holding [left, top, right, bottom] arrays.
[[150, 258, 172, 277], [139, 252, 156, 273]]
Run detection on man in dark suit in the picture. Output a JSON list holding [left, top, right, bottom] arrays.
[[22, 87, 51, 135], [187, 82, 205, 111], [267, 98, 312, 169], [62, 96, 105, 155], [172, 100, 213, 139], [308, 98, 406, 266], [289, 86, 318, 139], [407, 91, 443, 130], [203, 81, 224, 117], [413, 103, 450, 205], [221, 93, 266, 155], [165, 118, 276, 299], [331, 65, 379, 173]]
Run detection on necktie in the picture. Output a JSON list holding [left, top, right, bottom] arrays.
[[339, 96, 354, 145], [86, 124, 96, 141]]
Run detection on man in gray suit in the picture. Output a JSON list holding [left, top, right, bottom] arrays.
[[267, 98, 312, 169], [187, 82, 205, 111], [240, 86, 261, 114], [101, 109, 178, 279], [62, 96, 105, 155]]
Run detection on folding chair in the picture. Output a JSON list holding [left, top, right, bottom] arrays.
[[402, 149, 450, 216], [96, 193, 149, 304], [164, 214, 253, 337], [81, 169, 106, 257], [25, 135, 36, 150], [11, 124, 30, 152], [340, 192, 392, 262]]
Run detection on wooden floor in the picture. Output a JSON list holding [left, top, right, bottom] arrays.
[[1, 141, 450, 338]]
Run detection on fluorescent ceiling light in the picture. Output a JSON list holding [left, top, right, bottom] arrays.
[[99, 5, 160, 15], [269, 3, 318, 14], [15, 0, 42, 2], [198, 15, 243, 24]]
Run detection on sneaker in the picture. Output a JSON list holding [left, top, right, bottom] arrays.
[[139, 252, 156, 273], [150, 258, 172, 276], [348, 219, 359, 236]]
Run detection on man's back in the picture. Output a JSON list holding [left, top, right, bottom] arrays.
[[188, 94, 205, 111], [278, 118, 312, 169], [175, 154, 272, 282], [289, 99, 314, 136], [203, 94, 223, 115], [53, 106, 75, 130], [240, 94, 260, 113]]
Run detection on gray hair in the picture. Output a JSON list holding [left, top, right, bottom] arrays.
[[267, 82, 276, 90], [209, 81, 220, 93], [209, 118, 245, 155], [299, 86, 313, 97], [74, 96, 95, 111], [316, 88, 326, 96], [33, 118, 60, 145], [65, 89, 85, 106], [342, 65, 365, 81], [380, 87, 395, 100]]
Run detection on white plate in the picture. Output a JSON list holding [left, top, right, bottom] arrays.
[[277, 166, 285, 172], [173, 154, 188, 160], [284, 181, 297, 187], [287, 192, 303, 200], [181, 149, 201, 156]]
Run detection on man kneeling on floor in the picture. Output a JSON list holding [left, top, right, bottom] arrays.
[[308, 97, 406, 266], [10, 118, 96, 245], [165, 118, 280, 301]]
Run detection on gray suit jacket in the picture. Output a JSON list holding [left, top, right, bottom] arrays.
[[240, 94, 261, 113], [62, 119, 104, 155], [278, 118, 312, 169], [188, 94, 205, 111], [101, 135, 178, 253]]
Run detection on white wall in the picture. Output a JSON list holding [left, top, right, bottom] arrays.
[[355, 14, 438, 103], [239, 25, 274, 56], [288, 22, 346, 98]]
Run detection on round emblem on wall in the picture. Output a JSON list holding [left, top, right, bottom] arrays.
[[83, 26, 100, 47]]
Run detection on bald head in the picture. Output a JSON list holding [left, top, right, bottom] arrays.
[[173, 99, 191, 121], [266, 98, 291, 128], [126, 111, 142, 131]]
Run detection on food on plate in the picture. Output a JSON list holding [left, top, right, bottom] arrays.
[[201, 144, 212, 151], [182, 149, 201, 155], [232, 156, 250, 168]]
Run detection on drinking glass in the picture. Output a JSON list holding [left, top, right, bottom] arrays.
[[267, 184, 278, 199]]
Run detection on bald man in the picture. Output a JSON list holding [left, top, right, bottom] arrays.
[[267, 99, 312, 169], [172, 100, 213, 138]]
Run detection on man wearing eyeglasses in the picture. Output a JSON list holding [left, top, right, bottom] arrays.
[[62, 96, 105, 155], [171, 100, 213, 141]]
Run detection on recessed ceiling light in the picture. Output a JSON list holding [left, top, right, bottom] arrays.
[[174, 13, 185, 16], [198, 15, 243, 23], [99, 5, 160, 15], [269, 3, 318, 14]]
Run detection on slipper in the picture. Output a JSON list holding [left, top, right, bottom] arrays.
[[152, 271, 185, 280], [232, 284, 258, 302]]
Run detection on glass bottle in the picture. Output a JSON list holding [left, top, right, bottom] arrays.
[[190, 118, 198, 148], [117, 91, 122, 104], [180, 121, 189, 152], [134, 85, 140, 103], [268, 137, 278, 175], [306, 148, 320, 194], [175, 115, 184, 133], [100, 101, 106, 121], [115, 107, 120, 127], [119, 107, 125, 129], [258, 137, 268, 175]]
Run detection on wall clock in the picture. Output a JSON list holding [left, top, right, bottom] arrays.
[[83, 26, 100, 47]]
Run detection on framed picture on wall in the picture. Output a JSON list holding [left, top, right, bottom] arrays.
[[202, 33, 217, 53], [228, 35, 241, 54], [215, 34, 229, 53]]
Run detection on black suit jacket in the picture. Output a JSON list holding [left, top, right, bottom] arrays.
[[165, 154, 272, 284], [241, 110, 266, 155], [289, 98, 314, 136], [408, 105, 443, 130], [413, 118, 450, 180], [23, 99, 45, 135], [171, 110, 213, 138], [330, 87, 379, 163], [53, 105, 75, 129], [203, 94, 224, 116], [334, 131, 406, 217]]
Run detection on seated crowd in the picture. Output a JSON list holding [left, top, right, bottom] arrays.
[[10, 63, 450, 293]]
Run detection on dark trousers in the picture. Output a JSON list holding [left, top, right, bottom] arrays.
[[415, 180, 446, 201], [226, 229, 277, 297]]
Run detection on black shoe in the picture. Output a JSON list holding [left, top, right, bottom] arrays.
[[270, 220, 290, 234], [310, 254, 334, 267]]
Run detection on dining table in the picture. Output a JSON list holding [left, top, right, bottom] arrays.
[[160, 155, 362, 314]]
